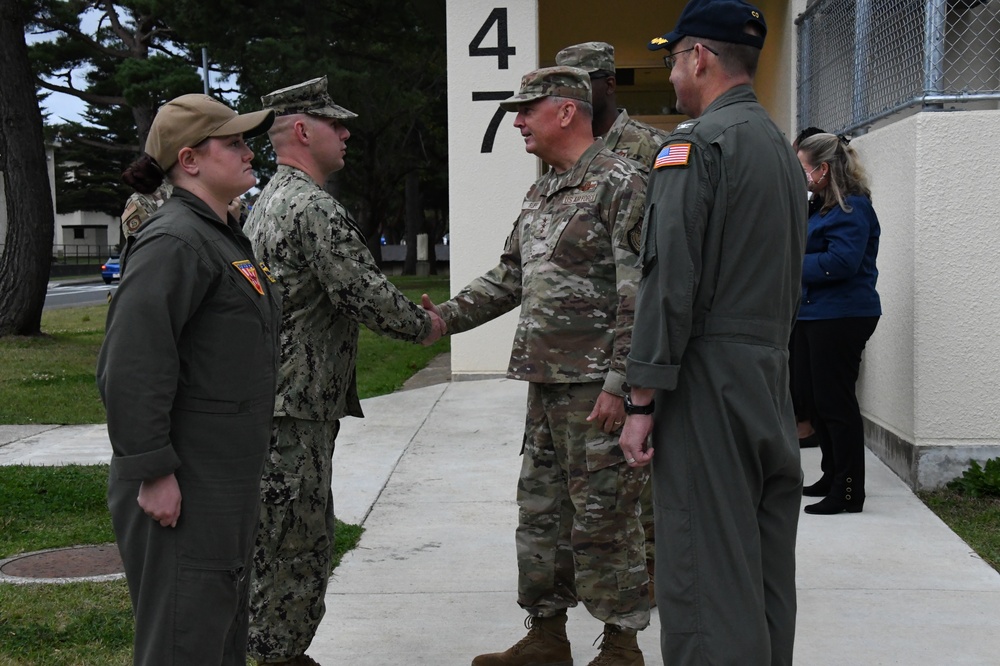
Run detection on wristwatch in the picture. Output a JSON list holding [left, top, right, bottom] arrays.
[[623, 392, 655, 416]]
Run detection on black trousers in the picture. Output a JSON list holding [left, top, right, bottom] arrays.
[[792, 316, 879, 496]]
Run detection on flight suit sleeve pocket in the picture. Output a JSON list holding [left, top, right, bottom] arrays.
[[641, 204, 657, 278]]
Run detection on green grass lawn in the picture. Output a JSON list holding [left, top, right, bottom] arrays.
[[0, 465, 364, 665], [0, 275, 451, 425], [0, 274, 450, 664], [920, 490, 1000, 573], [0, 306, 108, 425]]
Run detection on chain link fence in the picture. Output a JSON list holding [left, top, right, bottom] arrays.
[[797, 0, 1000, 135]]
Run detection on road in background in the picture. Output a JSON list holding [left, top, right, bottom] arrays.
[[45, 282, 117, 310]]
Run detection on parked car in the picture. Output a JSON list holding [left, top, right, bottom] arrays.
[[101, 255, 121, 284]]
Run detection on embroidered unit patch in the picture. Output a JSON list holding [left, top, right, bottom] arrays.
[[232, 260, 264, 295], [654, 143, 691, 169]]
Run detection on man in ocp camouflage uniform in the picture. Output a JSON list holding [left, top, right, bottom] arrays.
[[556, 41, 668, 606], [423, 66, 649, 666], [244, 76, 445, 666], [555, 42, 669, 174]]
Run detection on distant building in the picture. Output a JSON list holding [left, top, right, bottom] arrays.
[[0, 145, 117, 258]]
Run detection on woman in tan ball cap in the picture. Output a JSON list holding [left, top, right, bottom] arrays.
[[98, 94, 279, 665]]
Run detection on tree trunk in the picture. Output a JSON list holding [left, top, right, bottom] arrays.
[[0, 1, 55, 337]]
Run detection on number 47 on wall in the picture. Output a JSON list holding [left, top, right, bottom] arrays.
[[469, 7, 517, 153]]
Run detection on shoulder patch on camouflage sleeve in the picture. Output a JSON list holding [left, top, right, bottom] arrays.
[[628, 220, 643, 254], [121, 202, 146, 235]]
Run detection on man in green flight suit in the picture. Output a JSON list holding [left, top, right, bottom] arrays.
[[619, 1, 807, 664]]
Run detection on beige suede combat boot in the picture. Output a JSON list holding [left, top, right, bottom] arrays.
[[471, 613, 573, 666], [587, 624, 643, 666]]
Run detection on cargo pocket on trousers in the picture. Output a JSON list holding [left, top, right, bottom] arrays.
[[585, 431, 626, 472], [659, 508, 698, 634], [258, 471, 302, 559], [175, 558, 245, 661]]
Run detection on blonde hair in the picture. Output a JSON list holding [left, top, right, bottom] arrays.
[[798, 133, 870, 214]]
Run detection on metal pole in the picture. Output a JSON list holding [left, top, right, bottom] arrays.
[[797, 21, 812, 132], [202, 48, 209, 95], [923, 0, 947, 103], [853, 0, 872, 129]]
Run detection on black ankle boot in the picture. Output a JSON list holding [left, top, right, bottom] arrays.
[[802, 479, 831, 497], [804, 494, 864, 515]]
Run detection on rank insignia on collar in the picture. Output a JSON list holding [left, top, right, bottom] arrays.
[[654, 143, 691, 169], [232, 260, 264, 295], [259, 262, 277, 283]]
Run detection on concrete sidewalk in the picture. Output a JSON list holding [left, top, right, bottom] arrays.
[[2, 377, 1000, 664]]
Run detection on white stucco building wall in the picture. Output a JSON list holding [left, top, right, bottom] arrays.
[[446, 1, 539, 377], [858, 111, 1000, 488]]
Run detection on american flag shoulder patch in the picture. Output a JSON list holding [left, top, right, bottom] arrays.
[[654, 143, 692, 169]]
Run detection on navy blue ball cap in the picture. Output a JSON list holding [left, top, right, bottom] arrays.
[[648, 0, 767, 51]]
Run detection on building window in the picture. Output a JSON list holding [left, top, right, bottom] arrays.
[[73, 227, 85, 240]]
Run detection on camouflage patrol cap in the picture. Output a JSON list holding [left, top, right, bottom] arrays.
[[261, 76, 358, 120], [555, 42, 616, 75], [499, 66, 592, 112]]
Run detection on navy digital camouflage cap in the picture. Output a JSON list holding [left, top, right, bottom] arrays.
[[261, 76, 358, 119], [499, 66, 592, 112]]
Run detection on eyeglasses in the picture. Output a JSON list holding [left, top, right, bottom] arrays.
[[663, 43, 719, 70]]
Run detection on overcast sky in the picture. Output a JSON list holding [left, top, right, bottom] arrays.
[[28, 11, 222, 127]]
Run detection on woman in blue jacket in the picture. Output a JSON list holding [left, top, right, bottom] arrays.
[[794, 133, 881, 515]]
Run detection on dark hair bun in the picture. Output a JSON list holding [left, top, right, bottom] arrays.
[[121, 154, 164, 194]]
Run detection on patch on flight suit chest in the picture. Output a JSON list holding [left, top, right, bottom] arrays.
[[232, 260, 265, 295]]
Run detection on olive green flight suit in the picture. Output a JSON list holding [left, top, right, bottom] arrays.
[[98, 188, 281, 666], [627, 86, 807, 666]]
